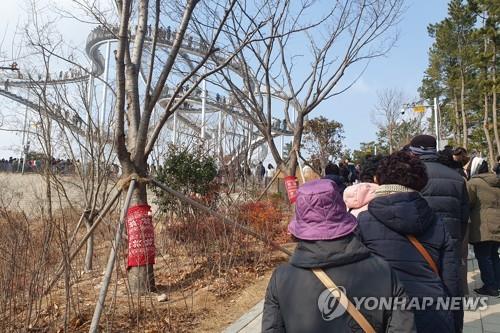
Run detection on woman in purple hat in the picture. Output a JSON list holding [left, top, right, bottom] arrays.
[[262, 178, 415, 332]]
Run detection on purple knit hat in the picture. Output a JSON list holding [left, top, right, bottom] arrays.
[[288, 179, 358, 240]]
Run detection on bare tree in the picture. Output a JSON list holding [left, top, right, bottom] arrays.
[[0, 0, 122, 278], [372, 88, 405, 154], [60, 0, 287, 292], [5, 0, 403, 298], [216, 0, 404, 176]]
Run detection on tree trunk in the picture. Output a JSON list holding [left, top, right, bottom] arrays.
[[289, 115, 305, 177], [460, 69, 467, 149], [320, 158, 327, 176], [265, 131, 284, 172], [388, 126, 393, 154], [127, 181, 156, 293], [84, 217, 94, 272], [483, 93, 495, 167], [492, 42, 499, 155], [453, 94, 461, 144], [493, 86, 499, 156]]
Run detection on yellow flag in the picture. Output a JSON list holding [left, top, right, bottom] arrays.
[[413, 105, 426, 113]]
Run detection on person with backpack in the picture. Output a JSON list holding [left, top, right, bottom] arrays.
[[467, 159, 500, 296], [262, 178, 416, 332], [357, 152, 460, 332]]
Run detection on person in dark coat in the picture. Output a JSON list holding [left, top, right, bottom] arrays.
[[452, 147, 470, 179], [357, 152, 460, 333], [439, 147, 466, 178], [345, 159, 358, 184], [409, 135, 469, 300], [262, 178, 416, 333], [322, 162, 346, 194], [255, 161, 266, 184], [467, 160, 500, 296], [494, 156, 500, 177], [339, 162, 349, 184]]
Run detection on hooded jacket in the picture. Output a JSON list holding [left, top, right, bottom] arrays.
[[467, 173, 500, 243], [357, 191, 460, 332], [343, 183, 379, 217], [262, 234, 416, 333]]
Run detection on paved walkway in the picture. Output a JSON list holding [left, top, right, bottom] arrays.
[[224, 257, 500, 333]]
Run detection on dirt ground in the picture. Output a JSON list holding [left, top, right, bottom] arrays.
[[35, 249, 288, 332], [195, 270, 273, 332], [0, 172, 293, 332], [190, 245, 293, 332]]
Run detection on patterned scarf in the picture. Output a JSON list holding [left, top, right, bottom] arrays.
[[374, 184, 415, 198]]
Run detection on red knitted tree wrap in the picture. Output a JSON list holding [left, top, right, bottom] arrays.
[[126, 204, 155, 268]]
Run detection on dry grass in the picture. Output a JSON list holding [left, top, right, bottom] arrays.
[[0, 173, 291, 332]]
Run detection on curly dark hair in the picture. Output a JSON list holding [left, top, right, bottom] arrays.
[[359, 155, 383, 183], [376, 151, 428, 191]]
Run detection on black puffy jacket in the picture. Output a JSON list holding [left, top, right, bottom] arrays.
[[357, 191, 460, 332], [322, 174, 346, 194], [419, 154, 469, 251], [262, 234, 416, 333]]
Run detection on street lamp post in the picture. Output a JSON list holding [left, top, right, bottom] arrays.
[[401, 98, 441, 150], [433, 97, 440, 150]]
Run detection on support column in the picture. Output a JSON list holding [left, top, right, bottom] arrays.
[[101, 41, 111, 129], [172, 112, 177, 144], [20, 92, 29, 174], [434, 97, 440, 150], [218, 109, 223, 152], [201, 77, 207, 139]]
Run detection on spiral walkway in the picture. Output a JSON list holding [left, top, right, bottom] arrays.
[[0, 25, 293, 159]]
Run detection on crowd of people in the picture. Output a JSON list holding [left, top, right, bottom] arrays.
[[0, 157, 84, 174], [0, 157, 123, 178], [0, 157, 79, 174], [89, 24, 211, 57], [262, 134, 500, 333], [2, 67, 88, 88]]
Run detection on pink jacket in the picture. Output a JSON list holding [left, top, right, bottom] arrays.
[[343, 183, 379, 218]]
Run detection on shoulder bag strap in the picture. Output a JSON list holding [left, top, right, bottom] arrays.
[[406, 235, 439, 275], [311, 268, 376, 333]]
